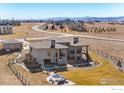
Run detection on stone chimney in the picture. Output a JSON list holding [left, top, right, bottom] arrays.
[[73, 38, 79, 44], [51, 40, 55, 48]]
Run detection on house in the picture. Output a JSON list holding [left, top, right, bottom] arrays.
[[1, 39, 23, 53], [29, 40, 68, 71], [29, 37, 90, 71], [48, 37, 89, 62], [0, 24, 13, 35]]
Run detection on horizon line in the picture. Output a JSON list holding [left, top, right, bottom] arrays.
[[1, 16, 124, 20]]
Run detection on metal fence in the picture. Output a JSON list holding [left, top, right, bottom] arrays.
[[8, 62, 30, 85]]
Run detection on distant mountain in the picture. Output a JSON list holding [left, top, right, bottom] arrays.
[[43, 16, 124, 22]]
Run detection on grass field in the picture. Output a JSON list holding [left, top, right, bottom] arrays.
[[59, 52, 124, 85], [0, 23, 62, 40]]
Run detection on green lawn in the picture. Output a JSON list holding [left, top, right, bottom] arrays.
[[59, 52, 124, 85]]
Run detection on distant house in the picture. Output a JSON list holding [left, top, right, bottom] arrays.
[[29, 40, 68, 71], [0, 24, 13, 35], [1, 39, 23, 53]]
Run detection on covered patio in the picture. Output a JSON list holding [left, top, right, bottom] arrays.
[[43, 48, 68, 71]]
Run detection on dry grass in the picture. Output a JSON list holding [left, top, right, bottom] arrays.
[[80, 22, 124, 39], [59, 52, 124, 85], [0, 32, 27, 39], [0, 23, 61, 39], [54, 22, 124, 39]]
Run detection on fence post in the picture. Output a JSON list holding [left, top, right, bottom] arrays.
[[24, 78, 27, 85]]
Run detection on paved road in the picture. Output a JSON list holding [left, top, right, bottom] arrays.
[[32, 25, 74, 37], [32, 25, 124, 43]]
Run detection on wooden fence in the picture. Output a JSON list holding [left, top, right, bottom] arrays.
[[89, 48, 124, 72], [8, 62, 30, 85]]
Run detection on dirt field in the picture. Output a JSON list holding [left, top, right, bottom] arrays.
[[0, 54, 21, 85]]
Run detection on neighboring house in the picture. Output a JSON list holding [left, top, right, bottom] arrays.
[[29, 40, 68, 71], [1, 39, 23, 52], [0, 24, 13, 35]]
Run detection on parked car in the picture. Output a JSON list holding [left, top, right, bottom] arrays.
[[46, 73, 75, 85]]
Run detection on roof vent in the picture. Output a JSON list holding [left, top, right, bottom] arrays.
[[51, 40, 55, 48], [74, 38, 79, 44]]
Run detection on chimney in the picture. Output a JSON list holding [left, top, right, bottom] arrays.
[[51, 40, 55, 48], [74, 38, 79, 44]]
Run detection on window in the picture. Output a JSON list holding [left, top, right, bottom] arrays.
[[77, 49, 81, 54], [70, 50, 75, 54], [60, 50, 65, 57], [30, 47, 32, 52], [48, 49, 51, 56], [3, 27, 6, 29]]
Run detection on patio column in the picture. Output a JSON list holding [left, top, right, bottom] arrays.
[[86, 46, 89, 60], [57, 49, 60, 64], [74, 47, 77, 61], [80, 48, 82, 59], [65, 49, 68, 64]]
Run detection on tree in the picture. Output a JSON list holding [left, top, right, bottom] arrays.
[[117, 60, 122, 68], [90, 29, 92, 33], [60, 24, 64, 29], [51, 24, 55, 30], [45, 25, 49, 30], [101, 27, 105, 32], [112, 27, 116, 32], [99, 27, 102, 33], [107, 27, 110, 32]]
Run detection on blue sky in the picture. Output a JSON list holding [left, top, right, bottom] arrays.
[[0, 3, 124, 19]]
